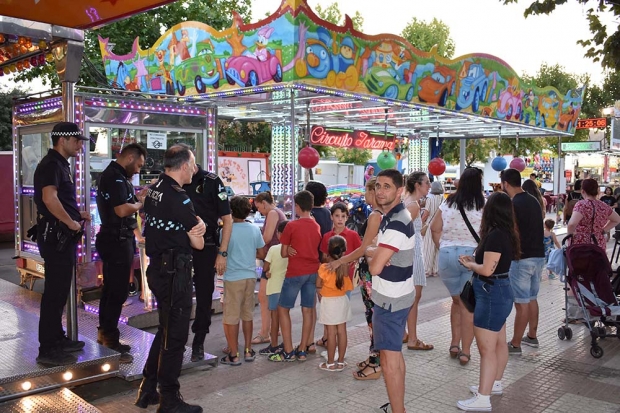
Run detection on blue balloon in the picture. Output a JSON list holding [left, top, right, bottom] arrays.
[[491, 156, 507, 171]]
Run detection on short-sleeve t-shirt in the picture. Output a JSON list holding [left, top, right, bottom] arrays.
[[96, 160, 138, 228], [224, 221, 265, 282], [512, 192, 545, 259], [144, 174, 199, 257], [265, 244, 288, 295], [439, 202, 483, 249], [320, 227, 362, 279], [184, 166, 231, 237], [311, 207, 333, 236], [33, 149, 81, 221], [474, 229, 513, 275], [372, 203, 416, 312], [279, 217, 321, 277], [318, 264, 353, 297]]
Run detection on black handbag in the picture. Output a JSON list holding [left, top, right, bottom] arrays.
[[458, 204, 480, 313]]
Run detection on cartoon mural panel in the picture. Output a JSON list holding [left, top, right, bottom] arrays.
[[99, 0, 584, 134]]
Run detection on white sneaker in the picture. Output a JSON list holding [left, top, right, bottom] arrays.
[[457, 393, 492, 411], [469, 381, 503, 395]]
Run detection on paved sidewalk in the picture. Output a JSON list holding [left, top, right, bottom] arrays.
[[90, 274, 620, 413]]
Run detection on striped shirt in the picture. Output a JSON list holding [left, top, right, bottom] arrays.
[[372, 203, 416, 312]]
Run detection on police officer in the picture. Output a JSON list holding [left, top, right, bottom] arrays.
[[95, 143, 148, 363], [184, 164, 232, 362], [135, 144, 205, 413], [33, 122, 91, 366]]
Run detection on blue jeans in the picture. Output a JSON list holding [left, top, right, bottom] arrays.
[[509, 257, 545, 303], [473, 276, 514, 332], [438, 246, 475, 296], [278, 273, 317, 309]]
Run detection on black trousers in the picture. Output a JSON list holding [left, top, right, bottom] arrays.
[[37, 224, 76, 352], [191, 244, 217, 335], [142, 260, 192, 396], [95, 233, 134, 335]]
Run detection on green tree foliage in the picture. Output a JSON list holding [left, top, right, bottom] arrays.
[[0, 87, 28, 150], [334, 147, 372, 165], [400, 17, 456, 58], [499, 0, 620, 71], [315, 2, 364, 30], [15, 0, 252, 88], [218, 120, 271, 153]]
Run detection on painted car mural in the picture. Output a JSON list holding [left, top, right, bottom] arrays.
[[418, 65, 456, 107], [98, 0, 584, 134]]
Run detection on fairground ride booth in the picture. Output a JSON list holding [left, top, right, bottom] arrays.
[[98, 0, 582, 209], [0, 0, 223, 409]]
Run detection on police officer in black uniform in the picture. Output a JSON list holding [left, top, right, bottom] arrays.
[[184, 164, 232, 361], [135, 144, 205, 413], [95, 143, 148, 363], [33, 122, 91, 366]]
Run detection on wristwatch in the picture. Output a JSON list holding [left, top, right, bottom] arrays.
[[218, 251, 228, 257]]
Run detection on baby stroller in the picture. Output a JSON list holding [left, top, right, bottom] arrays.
[[558, 235, 620, 358]]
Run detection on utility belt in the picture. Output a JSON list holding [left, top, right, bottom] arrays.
[[150, 249, 193, 292], [34, 214, 83, 252], [473, 272, 509, 285], [204, 232, 218, 247], [99, 225, 135, 241]]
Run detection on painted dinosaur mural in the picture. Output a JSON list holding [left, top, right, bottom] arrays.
[[99, 0, 584, 134]]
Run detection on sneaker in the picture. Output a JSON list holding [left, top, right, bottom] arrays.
[[507, 343, 522, 355], [36, 348, 77, 367], [259, 343, 283, 356], [521, 335, 539, 348], [457, 393, 492, 411], [268, 349, 296, 362], [60, 336, 85, 352], [128, 282, 138, 297], [548, 273, 557, 280], [469, 381, 503, 395]]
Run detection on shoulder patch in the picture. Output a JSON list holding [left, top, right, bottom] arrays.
[[218, 192, 228, 201], [171, 184, 186, 193], [205, 172, 218, 180]]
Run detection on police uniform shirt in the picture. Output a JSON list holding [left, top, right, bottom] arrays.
[[33, 149, 80, 221], [184, 166, 231, 236], [144, 173, 199, 257], [96, 161, 138, 228]]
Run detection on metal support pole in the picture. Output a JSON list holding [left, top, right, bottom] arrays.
[[290, 90, 296, 216], [556, 136, 562, 195], [63, 81, 79, 341], [459, 138, 466, 175]]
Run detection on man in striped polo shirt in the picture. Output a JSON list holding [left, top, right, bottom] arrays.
[[368, 169, 415, 413]]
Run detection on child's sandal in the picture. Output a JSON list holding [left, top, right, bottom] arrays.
[[295, 346, 307, 362], [315, 337, 328, 347], [319, 362, 343, 372]]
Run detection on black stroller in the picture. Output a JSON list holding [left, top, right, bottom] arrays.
[[558, 235, 620, 358]]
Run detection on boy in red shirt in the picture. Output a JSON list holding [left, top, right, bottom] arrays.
[[269, 190, 321, 362], [320, 202, 363, 278]]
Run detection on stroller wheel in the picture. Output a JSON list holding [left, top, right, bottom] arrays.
[[565, 327, 573, 340], [590, 345, 604, 358], [557, 327, 566, 340]]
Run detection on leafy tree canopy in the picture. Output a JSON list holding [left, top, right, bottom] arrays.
[[500, 0, 620, 71], [0, 86, 29, 150], [315, 2, 364, 30], [400, 17, 456, 59]]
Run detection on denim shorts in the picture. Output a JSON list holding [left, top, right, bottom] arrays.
[[438, 246, 476, 296], [372, 305, 409, 352], [473, 276, 514, 332], [267, 293, 280, 311], [278, 273, 317, 309], [509, 257, 545, 303]]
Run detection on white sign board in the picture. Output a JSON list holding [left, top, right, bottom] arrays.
[[147, 132, 167, 150]]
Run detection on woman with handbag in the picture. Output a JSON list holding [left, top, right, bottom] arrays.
[[566, 178, 620, 246], [456, 191, 520, 412], [429, 167, 484, 365], [422, 181, 444, 277]]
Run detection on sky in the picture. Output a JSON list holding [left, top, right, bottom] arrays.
[[253, 0, 614, 86]]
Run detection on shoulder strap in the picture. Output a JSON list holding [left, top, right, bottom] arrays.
[[589, 200, 598, 245], [458, 204, 480, 243]]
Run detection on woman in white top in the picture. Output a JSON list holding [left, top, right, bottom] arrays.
[[423, 181, 444, 277], [430, 167, 485, 365]]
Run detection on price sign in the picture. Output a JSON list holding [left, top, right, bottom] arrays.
[[576, 118, 608, 129]]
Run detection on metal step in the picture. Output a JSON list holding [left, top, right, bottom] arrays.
[[0, 388, 101, 412]]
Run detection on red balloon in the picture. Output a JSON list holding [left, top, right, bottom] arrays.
[[428, 157, 446, 176], [298, 146, 320, 169], [509, 157, 526, 172]]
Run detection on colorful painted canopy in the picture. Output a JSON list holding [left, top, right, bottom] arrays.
[[0, 0, 177, 29]]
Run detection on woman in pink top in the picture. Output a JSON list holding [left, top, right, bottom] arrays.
[[567, 179, 620, 246], [430, 167, 485, 366]]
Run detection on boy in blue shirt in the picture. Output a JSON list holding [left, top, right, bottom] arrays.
[[220, 196, 266, 366]]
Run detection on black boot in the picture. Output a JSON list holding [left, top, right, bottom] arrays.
[[135, 378, 159, 408], [157, 392, 202, 413], [191, 332, 206, 362], [98, 327, 133, 363]]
